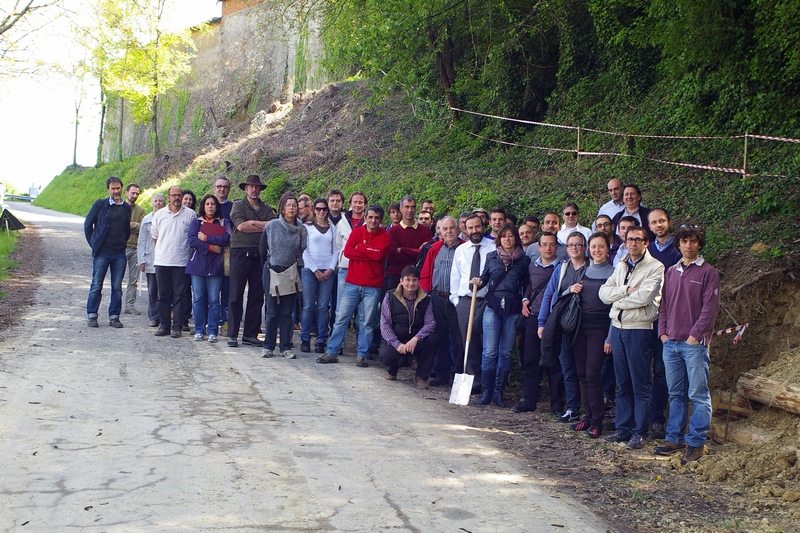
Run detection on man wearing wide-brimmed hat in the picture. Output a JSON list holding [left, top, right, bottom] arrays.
[[228, 174, 277, 347]]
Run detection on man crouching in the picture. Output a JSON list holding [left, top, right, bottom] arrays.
[[380, 265, 438, 389]]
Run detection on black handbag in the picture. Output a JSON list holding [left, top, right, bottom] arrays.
[[559, 293, 581, 334]]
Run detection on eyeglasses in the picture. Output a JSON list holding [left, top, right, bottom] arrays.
[[315, 207, 328, 211], [596, 222, 611, 228], [168, 193, 181, 198], [539, 243, 557, 248], [626, 237, 646, 244], [215, 184, 230, 189], [566, 243, 585, 248], [563, 211, 577, 216], [679, 224, 698, 229]]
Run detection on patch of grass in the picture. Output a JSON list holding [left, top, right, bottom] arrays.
[[0, 231, 19, 295]]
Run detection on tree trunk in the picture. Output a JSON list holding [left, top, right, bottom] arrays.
[[118, 97, 124, 162], [736, 373, 800, 415], [72, 104, 79, 167], [707, 420, 776, 445], [151, 94, 160, 156], [431, 27, 457, 114], [711, 389, 759, 420], [97, 85, 106, 166]]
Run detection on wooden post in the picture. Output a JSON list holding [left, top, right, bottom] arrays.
[[576, 126, 581, 163], [743, 132, 748, 178]]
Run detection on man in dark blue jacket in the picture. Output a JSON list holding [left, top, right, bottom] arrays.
[[84, 176, 131, 328]]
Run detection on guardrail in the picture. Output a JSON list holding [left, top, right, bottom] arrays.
[[4, 194, 33, 202]]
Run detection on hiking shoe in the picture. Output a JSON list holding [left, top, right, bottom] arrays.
[[241, 337, 260, 346], [86, 317, 99, 328], [604, 406, 616, 419], [109, 318, 123, 328], [603, 429, 632, 443], [559, 409, 579, 423], [511, 398, 536, 413], [315, 343, 326, 353], [171, 330, 182, 338], [356, 357, 368, 368], [681, 445, 704, 465], [124, 308, 140, 315], [261, 348, 274, 358], [208, 334, 218, 344], [300, 341, 311, 353], [281, 350, 296, 359], [316, 354, 339, 364], [414, 376, 429, 389], [585, 425, 603, 439], [649, 423, 666, 440], [154, 327, 170, 337], [654, 441, 686, 456], [385, 372, 397, 381], [570, 419, 591, 432], [181, 325, 191, 332], [227, 338, 238, 347], [194, 333, 204, 341], [148, 320, 159, 327], [626, 434, 646, 450]]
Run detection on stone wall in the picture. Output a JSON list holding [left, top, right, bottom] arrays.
[[101, 2, 324, 161]]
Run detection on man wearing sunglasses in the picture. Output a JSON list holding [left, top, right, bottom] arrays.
[[599, 226, 664, 451], [557, 202, 591, 245]]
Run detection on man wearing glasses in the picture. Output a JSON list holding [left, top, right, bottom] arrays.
[[557, 202, 591, 245], [599, 226, 664, 451], [214, 176, 233, 326]]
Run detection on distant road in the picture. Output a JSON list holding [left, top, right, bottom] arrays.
[[0, 201, 608, 532]]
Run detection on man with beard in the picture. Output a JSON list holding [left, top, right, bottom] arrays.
[[123, 183, 145, 315]]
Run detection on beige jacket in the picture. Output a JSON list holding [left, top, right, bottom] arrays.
[[599, 250, 664, 330]]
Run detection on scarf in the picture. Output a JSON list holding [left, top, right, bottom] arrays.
[[497, 245, 523, 266]]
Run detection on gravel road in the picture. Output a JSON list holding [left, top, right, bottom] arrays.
[[0, 202, 608, 532]]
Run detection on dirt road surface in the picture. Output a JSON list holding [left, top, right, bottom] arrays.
[[0, 203, 608, 532]]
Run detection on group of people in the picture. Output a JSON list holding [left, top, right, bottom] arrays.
[[84, 175, 720, 466]]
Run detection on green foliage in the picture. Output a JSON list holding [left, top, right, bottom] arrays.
[[33, 157, 148, 216], [173, 89, 190, 144], [0, 231, 19, 293], [190, 106, 205, 140]]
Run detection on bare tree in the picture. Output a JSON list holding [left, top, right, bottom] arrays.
[[0, 0, 62, 76]]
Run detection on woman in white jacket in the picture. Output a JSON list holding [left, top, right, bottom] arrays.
[[300, 198, 339, 353], [136, 193, 165, 327]]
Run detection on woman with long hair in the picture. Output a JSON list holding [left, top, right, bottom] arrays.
[[300, 198, 338, 353], [260, 192, 308, 359], [470, 223, 530, 406], [179, 189, 198, 331], [569, 232, 615, 438], [186, 194, 232, 343]]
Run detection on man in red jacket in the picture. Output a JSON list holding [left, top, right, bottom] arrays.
[[318, 205, 392, 367]]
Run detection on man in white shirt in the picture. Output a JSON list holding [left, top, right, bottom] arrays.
[[597, 178, 625, 220], [557, 202, 591, 244], [450, 214, 493, 390], [151, 186, 196, 338]]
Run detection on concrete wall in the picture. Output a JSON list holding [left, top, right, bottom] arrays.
[[101, 1, 324, 161]]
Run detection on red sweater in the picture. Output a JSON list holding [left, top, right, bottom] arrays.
[[387, 222, 432, 276], [344, 225, 392, 288]]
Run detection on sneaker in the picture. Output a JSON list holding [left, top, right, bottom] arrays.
[[109, 318, 123, 328], [559, 409, 579, 423], [171, 330, 182, 338], [603, 429, 632, 443], [649, 423, 666, 440], [356, 357, 368, 368], [511, 398, 536, 413], [385, 372, 397, 381], [570, 419, 591, 432], [87, 317, 99, 328], [316, 354, 339, 364], [154, 327, 170, 337], [626, 434, 646, 450], [315, 344, 326, 353], [585, 425, 603, 439], [194, 333, 204, 341], [681, 445, 704, 465], [227, 338, 238, 347], [261, 348, 274, 358], [653, 441, 686, 456], [300, 341, 311, 353], [208, 334, 218, 344], [414, 376, 429, 389], [124, 308, 141, 315], [281, 350, 296, 359], [148, 320, 159, 327], [241, 337, 260, 346]]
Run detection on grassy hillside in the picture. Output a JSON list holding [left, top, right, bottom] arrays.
[[37, 82, 799, 262]]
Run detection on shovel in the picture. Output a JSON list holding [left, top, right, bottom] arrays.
[[449, 283, 478, 405]]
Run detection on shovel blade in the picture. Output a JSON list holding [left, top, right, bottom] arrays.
[[449, 373, 474, 405]]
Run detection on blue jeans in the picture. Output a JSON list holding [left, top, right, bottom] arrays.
[[191, 275, 223, 336], [611, 327, 653, 437], [560, 336, 581, 412], [663, 339, 712, 447], [87, 252, 127, 319], [300, 268, 335, 344], [326, 282, 381, 358], [481, 307, 518, 375]]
